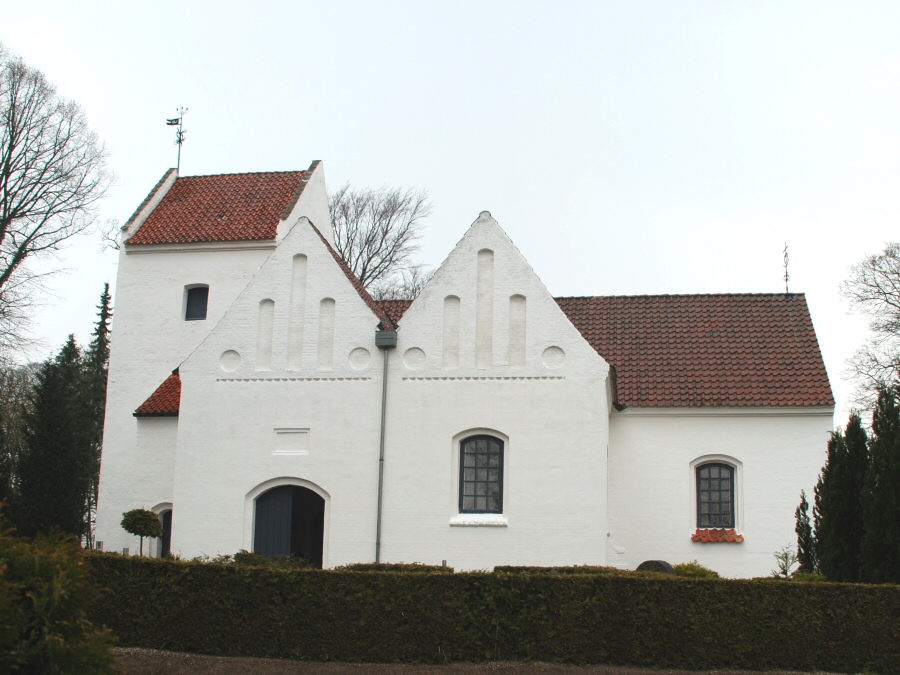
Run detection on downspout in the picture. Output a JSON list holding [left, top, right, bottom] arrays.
[[374, 329, 397, 563]]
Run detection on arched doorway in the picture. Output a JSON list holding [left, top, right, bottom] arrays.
[[159, 509, 173, 557], [253, 485, 325, 567]]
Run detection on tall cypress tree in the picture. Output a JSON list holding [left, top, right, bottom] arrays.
[[814, 430, 847, 580], [82, 284, 112, 545], [842, 413, 868, 580], [14, 336, 92, 538], [795, 489, 816, 573], [860, 386, 900, 583], [814, 414, 869, 582]]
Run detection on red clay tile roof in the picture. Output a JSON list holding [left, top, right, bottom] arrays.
[[310, 224, 396, 330], [134, 371, 181, 417], [556, 294, 833, 408], [127, 171, 308, 245], [692, 528, 745, 543], [381, 293, 833, 408], [377, 300, 413, 326]]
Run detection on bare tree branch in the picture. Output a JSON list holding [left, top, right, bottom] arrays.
[[841, 241, 900, 407], [0, 42, 112, 351], [329, 183, 432, 299], [370, 264, 435, 301]]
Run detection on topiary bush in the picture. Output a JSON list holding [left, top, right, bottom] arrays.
[[0, 522, 114, 673], [672, 560, 720, 579], [120, 508, 162, 556]]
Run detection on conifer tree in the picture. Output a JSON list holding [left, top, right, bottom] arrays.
[[82, 284, 112, 545], [813, 414, 869, 582], [795, 489, 816, 573], [14, 336, 92, 538], [814, 430, 847, 580], [842, 413, 869, 579], [859, 386, 900, 583]]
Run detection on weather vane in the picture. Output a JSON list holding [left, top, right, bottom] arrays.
[[166, 107, 188, 174], [783, 242, 790, 293]]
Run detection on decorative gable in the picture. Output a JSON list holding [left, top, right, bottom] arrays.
[[180, 216, 386, 379], [392, 211, 609, 381]]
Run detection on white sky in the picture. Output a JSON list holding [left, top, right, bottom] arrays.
[[5, 1, 899, 426]]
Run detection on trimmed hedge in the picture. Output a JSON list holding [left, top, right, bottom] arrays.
[[87, 553, 900, 673]]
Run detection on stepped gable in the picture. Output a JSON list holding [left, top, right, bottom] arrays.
[[556, 293, 834, 409], [127, 170, 308, 245], [134, 370, 181, 417]]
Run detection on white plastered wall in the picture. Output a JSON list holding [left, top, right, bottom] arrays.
[[379, 212, 612, 570], [607, 407, 833, 578], [171, 217, 384, 564], [95, 161, 334, 555]]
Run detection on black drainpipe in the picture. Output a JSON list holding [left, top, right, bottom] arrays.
[[374, 328, 397, 563]]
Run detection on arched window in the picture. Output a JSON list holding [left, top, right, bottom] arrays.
[[459, 435, 503, 514], [696, 462, 735, 528]]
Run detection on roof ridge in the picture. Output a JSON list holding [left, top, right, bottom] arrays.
[[175, 169, 307, 179], [555, 292, 807, 300]]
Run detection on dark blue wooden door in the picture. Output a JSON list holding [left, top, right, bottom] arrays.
[[254, 485, 324, 566], [160, 509, 173, 557], [254, 485, 293, 557]]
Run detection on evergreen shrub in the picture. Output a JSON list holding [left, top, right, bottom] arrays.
[[1, 526, 114, 673], [86, 552, 900, 673], [672, 561, 720, 579]]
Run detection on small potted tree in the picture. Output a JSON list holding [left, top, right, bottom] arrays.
[[121, 508, 162, 556]]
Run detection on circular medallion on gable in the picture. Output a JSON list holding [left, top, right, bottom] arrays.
[[348, 347, 371, 371], [219, 350, 241, 372], [403, 347, 426, 370], [541, 346, 565, 369]]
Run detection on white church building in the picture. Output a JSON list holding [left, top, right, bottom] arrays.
[[95, 160, 835, 577]]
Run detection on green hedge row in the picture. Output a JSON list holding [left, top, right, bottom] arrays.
[[86, 553, 900, 673]]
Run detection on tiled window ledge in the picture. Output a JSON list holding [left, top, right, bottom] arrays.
[[691, 528, 744, 543], [449, 514, 508, 527]]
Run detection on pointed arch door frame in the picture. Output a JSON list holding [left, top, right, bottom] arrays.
[[243, 477, 330, 567]]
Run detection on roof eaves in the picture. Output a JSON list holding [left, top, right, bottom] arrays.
[[133, 369, 181, 418]]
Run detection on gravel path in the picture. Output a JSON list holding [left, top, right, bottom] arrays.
[[114, 648, 844, 675]]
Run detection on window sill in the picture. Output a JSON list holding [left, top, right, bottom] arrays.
[[449, 514, 508, 527], [691, 528, 744, 543]]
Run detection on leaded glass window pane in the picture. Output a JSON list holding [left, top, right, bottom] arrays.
[[459, 435, 503, 514], [696, 463, 735, 528]]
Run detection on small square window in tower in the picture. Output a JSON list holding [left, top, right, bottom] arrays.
[[185, 286, 209, 321]]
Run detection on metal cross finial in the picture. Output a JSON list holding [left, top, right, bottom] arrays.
[[165, 107, 188, 174], [783, 242, 790, 293]]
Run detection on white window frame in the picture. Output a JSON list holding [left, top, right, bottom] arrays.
[[690, 454, 743, 533], [449, 428, 509, 527]]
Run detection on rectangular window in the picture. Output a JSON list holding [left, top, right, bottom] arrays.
[[697, 463, 735, 528], [185, 286, 209, 320], [459, 435, 503, 514]]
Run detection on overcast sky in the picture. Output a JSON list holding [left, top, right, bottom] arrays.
[[5, 1, 899, 426]]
